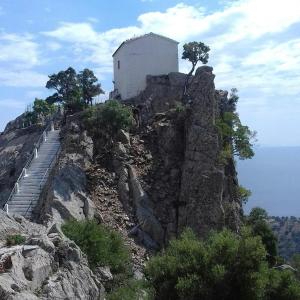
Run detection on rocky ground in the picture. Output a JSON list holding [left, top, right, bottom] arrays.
[[0, 211, 103, 300], [86, 164, 149, 271]]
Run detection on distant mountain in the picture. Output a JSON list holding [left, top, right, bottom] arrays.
[[237, 147, 300, 216], [269, 216, 300, 260]]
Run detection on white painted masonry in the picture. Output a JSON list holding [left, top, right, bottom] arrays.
[[112, 33, 179, 99]]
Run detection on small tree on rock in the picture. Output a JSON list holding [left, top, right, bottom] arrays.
[[46, 67, 103, 113], [182, 41, 210, 97], [78, 68, 104, 106]]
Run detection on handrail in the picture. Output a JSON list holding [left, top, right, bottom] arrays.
[[3, 111, 60, 210], [23, 145, 61, 218]]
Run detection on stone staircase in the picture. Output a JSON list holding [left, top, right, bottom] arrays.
[[6, 129, 60, 218]]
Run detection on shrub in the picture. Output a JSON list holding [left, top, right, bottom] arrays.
[[247, 207, 278, 266], [145, 228, 300, 300], [237, 185, 252, 204], [107, 280, 154, 300], [24, 98, 56, 126], [267, 269, 300, 300], [291, 254, 300, 280], [62, 219, 130, 272], [216, 112, 255, 160], [84, 100, 133, 139], [6, 234, 26, 246], [216, 88, 256, 161]]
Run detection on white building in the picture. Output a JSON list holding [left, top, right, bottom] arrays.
[[111, 32, 179, 100]]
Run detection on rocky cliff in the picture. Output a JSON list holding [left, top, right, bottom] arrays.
[[0, 66, 243, 299], [121, 66, 242, 243], [0, 211, 103, 299]]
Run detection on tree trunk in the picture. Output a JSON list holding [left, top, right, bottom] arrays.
[[182, 63, 196, 101]]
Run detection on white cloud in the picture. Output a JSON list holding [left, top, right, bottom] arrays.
[[0, 32, 40, 68], [0, 69, 47, 87], [46, 41, 62, 51], [1, 0, 300, 144], [0, 98, 26, 109], [87, 17, 99, 23]]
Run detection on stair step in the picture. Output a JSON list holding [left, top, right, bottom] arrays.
[[6, 129, 60, 219], [9, 201, 38, 206]]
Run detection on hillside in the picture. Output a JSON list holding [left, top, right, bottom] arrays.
[[269, 216, 300, 260], [0, 66, 245, 299]]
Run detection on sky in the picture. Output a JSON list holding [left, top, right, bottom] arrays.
[[238, 146, 300, 216], [0, 0, 299, 146]]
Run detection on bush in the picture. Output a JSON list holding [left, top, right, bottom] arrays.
[[237, 185, 252, 204], [145, 228, 300, 300], [216, 112, 255, 160], [84, 100, 133, 139], [24, 98, 56, 126], [247, 207, 278, 266], [267, 269, 300, 300], [107, 280, 154, 300], [62, 219, 130, 272], [216, 88, 256, 161], [6, 234, 26, 246]]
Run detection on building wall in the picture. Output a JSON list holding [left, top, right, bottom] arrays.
[[113, 34, 179, 99]]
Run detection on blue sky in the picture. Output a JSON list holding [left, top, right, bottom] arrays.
[[0, 0, 299, 146]]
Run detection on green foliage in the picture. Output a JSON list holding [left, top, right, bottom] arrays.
[[182, 41, 210, 74], [291, 254, 300, 280], [182, 41, 210, 97], [216, 111, 255, 160], [248, 207, 269, 222], [32, 98, 56, 116], [174, 102, 185, 113], [216, 89, 256, 161], [237, 185, 252, 204], [267, 269, 300, 300], [24, 110, 38, 126], [145, 228, 300, 300], [107, 280, 154, 300], [78, 68, 104, 106], [46, 67, 78, 104], [24, 98, 56, 126], [6, 234, 26, 246], [247, 207, 278, 266], [61, 219, 130, 272], [84, 100, 133, 138], [46, 67, 103, 112], [218, 144, 232, 164]]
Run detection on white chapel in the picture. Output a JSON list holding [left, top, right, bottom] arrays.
[[110, 32, 179, 100]]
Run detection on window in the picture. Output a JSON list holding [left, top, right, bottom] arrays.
[[118, 60, 120, 69]]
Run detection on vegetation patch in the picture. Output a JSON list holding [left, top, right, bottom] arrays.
[[6, 234, 26, 246], [24, 98, 56, 127], [217, 88, 256, 162], [107, 279, 154, 300], [83, 100, 133, 140], [145, 227, 300, 300], [62, 219, 130, 273]]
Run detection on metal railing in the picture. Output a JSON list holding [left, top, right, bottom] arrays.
[[3, 112, 60, 214], [23, 145, 61, 218]]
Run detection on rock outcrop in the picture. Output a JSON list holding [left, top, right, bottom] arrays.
[[37, 113, 95, 224], [0, 211, 103, 300], [119, 66, 242, 242]]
